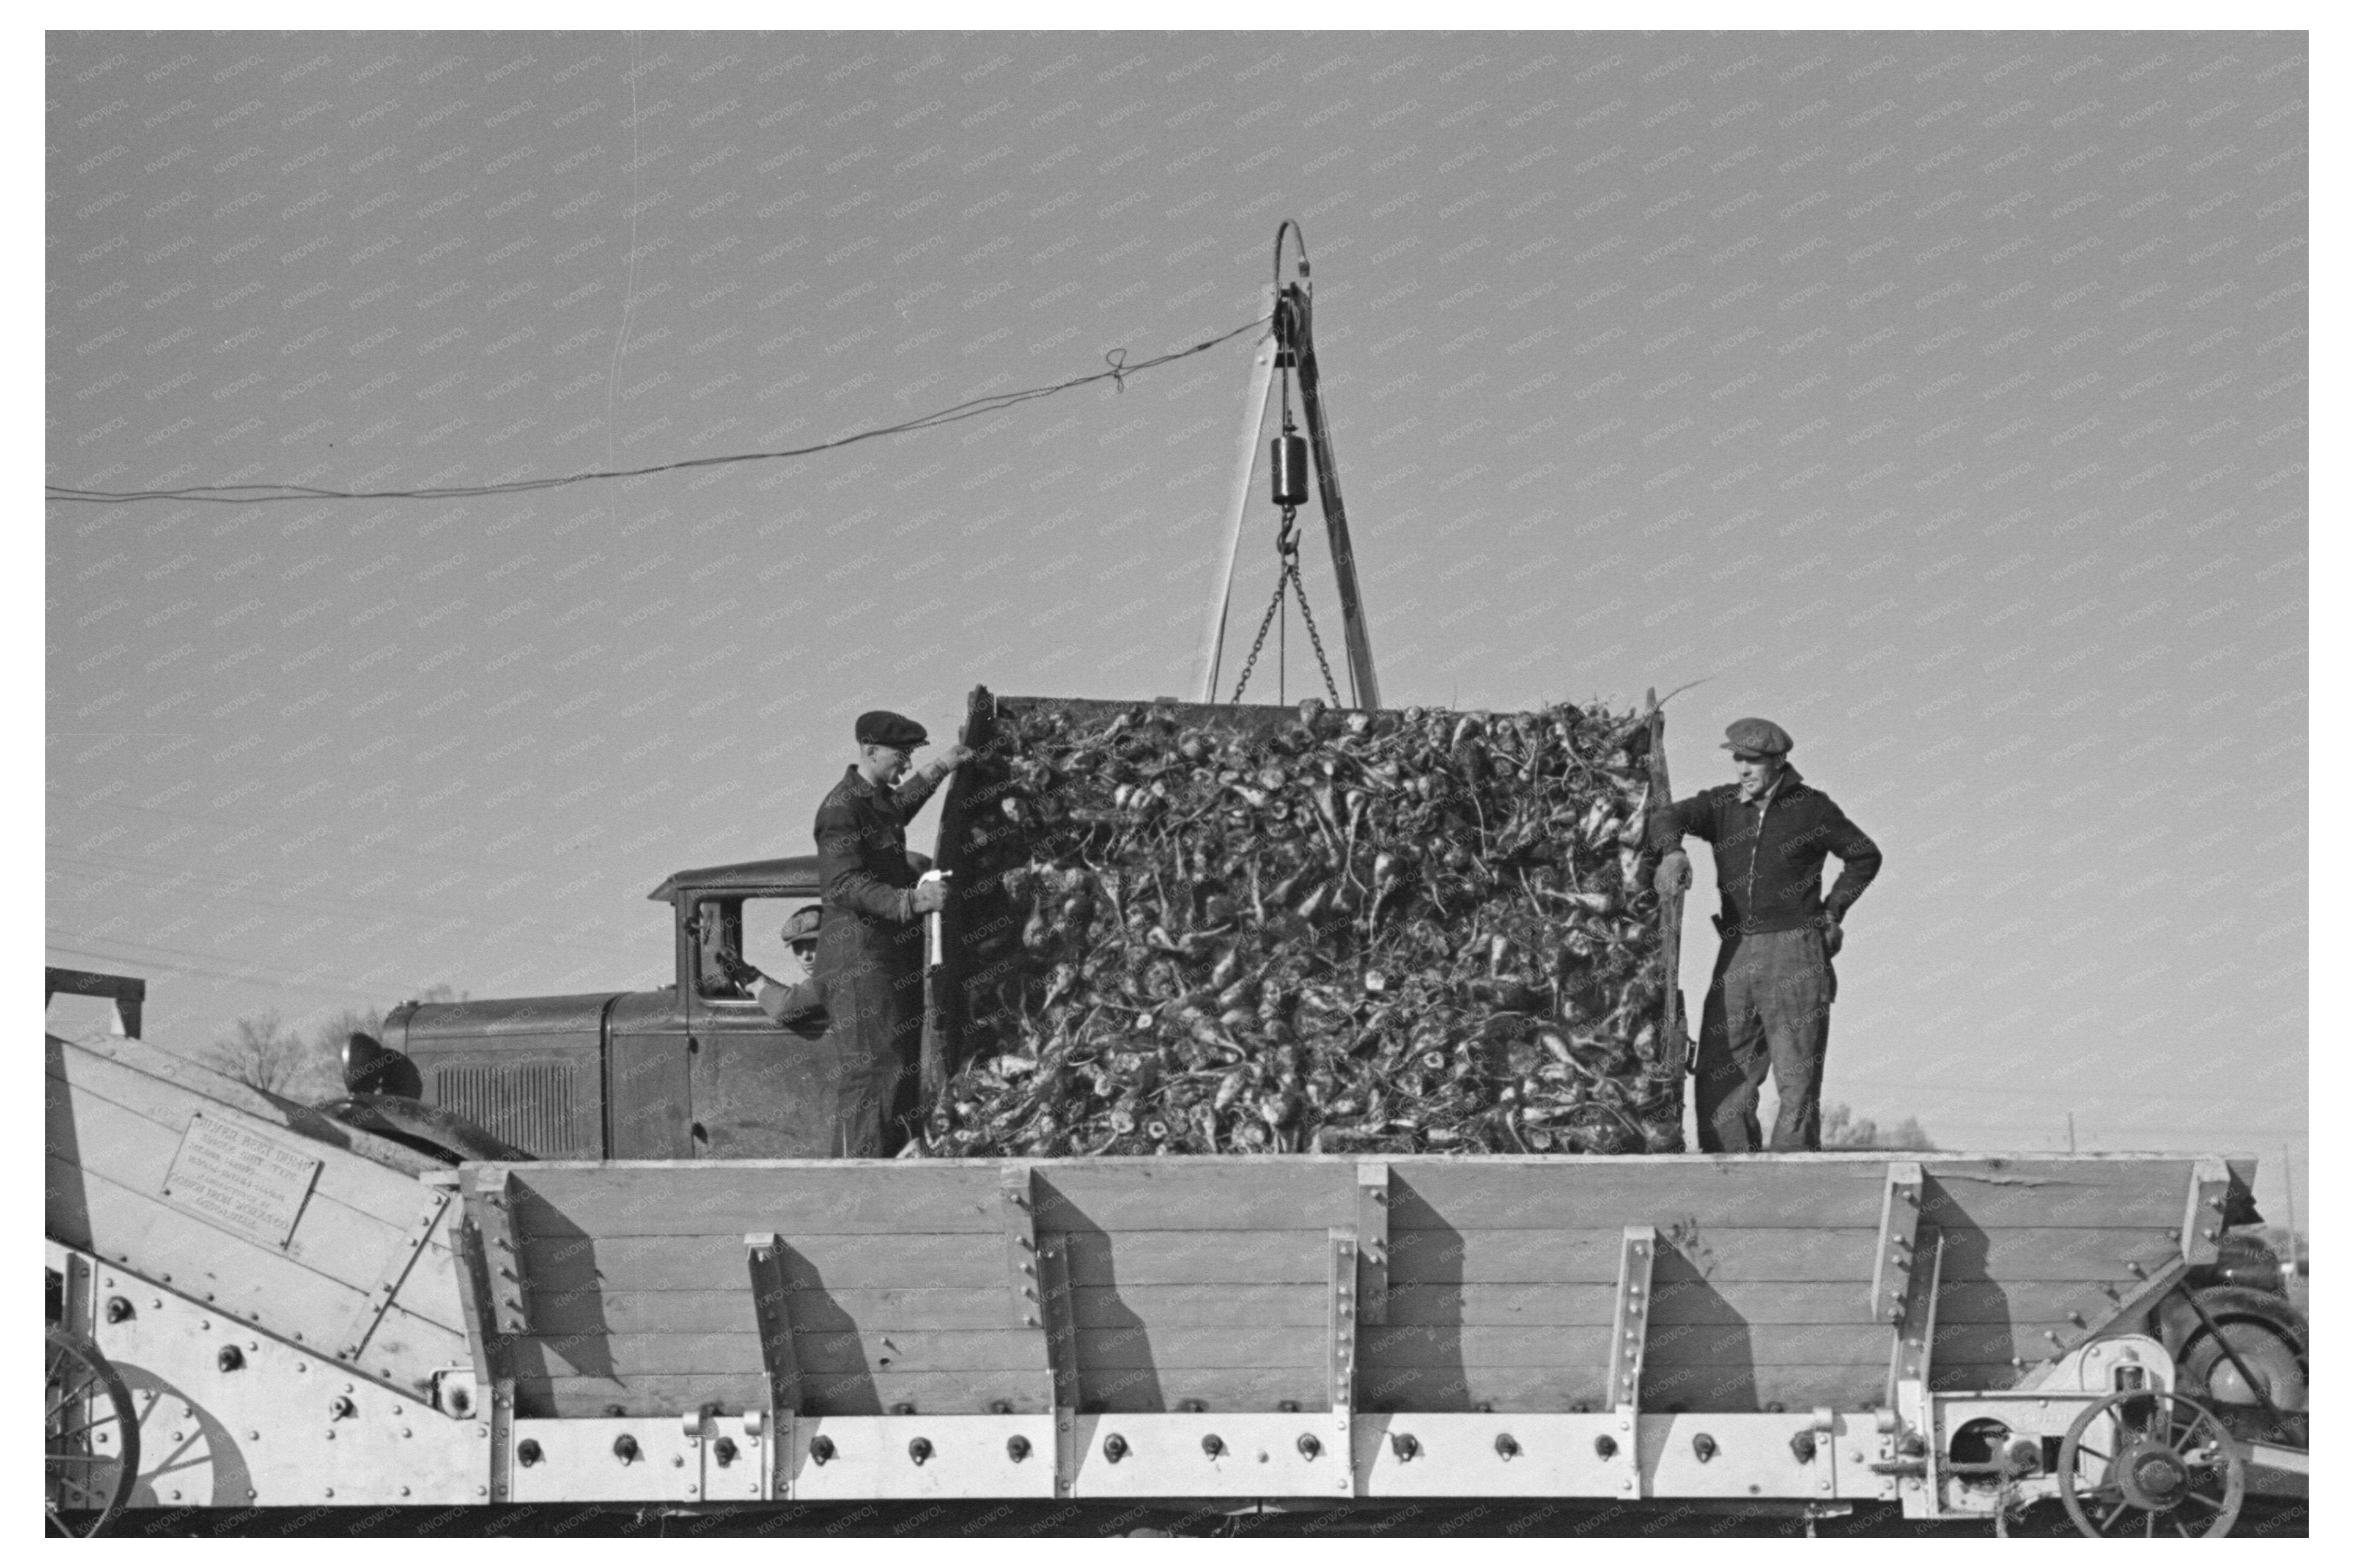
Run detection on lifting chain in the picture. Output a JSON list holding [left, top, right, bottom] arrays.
[[1230, 508, 1343, 708]]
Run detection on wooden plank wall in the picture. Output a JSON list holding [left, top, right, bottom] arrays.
[[496, 1153, 2230, 1419], [45, 1036, 470, 1391]]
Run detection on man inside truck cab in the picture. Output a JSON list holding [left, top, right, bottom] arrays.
[[712, 904, 827, 1024], [813, 710, 972, 1154], [1652, 718, 1881, 1155]]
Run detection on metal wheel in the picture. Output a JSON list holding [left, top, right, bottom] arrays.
[[46, 1327, 140, 1536], [2057, 1388, 2245, 1539], [2181, 1312, 2307, 1413]]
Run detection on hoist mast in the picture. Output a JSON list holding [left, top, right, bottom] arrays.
[[1195, 223, 1381, 709]]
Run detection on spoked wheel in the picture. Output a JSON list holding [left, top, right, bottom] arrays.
[[2057, 1388, 2245, 1539], [46, 1327, 140, 1536]]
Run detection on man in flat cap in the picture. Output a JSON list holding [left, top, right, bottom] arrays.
[[713, 904, 827, 1025], [813, 710, 972, 1155], [1651, 718, 1881, 1152]]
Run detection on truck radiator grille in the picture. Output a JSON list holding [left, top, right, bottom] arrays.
[[433, 1061, 585, 1157]]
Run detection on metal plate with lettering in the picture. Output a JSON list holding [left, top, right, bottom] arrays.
[[160, 1111, 322, 1249]]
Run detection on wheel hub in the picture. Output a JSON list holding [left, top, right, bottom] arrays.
[[2116, 1441, 2190, 1511]]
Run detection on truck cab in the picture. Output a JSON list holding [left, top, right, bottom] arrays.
[[376, 856, 844, 1159]]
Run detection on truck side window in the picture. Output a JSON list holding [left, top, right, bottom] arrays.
[[737, 899, 806, 986], [693, 899, 747, 1001]]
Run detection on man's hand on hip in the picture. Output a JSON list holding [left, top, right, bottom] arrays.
[[1821, 913, 1845, 959]]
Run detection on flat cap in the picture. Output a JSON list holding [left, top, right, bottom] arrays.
[[1719, 717, 1794, 756], [780, 904, 822, 944], [855, 709, 929, 748]]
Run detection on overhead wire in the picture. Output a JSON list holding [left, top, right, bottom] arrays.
[[45, 843, 608, 941], [47, 316, 1271, 507], [43, 938, 390, 1004]]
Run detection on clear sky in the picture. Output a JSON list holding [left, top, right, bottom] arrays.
[[45, 31, 2306, 1218]]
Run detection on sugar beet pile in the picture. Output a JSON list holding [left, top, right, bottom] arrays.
[[922, 698, 1684, 1158]]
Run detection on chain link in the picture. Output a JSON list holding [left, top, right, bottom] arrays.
[[1288, 554, 1344, 708], [1230, 509, 1343, 707], [1227, 515, 1293, 705]]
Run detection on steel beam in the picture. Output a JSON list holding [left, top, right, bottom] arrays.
[[460, 1167, 528, 1336], [1872, 1161, 1924, 1322], [1196, 286, 1279, 703], [999, 1168, 1078, 1496], [1354, 1160, 1390, 1325], [2182, 1155, 2233, 1266], [1604, 1225, 1656, 1499]]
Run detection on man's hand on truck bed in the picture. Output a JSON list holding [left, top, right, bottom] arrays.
[[1655, 849, 1692, 897]]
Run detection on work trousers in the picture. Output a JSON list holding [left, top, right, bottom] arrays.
[[832, 1043, 906, 1158], [818, 946, 925, 1157], [1694, 925, 1834, 1153]]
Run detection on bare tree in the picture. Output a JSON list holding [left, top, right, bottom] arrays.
[[1819, 1102, 1938, 1151], [204, 1010, 321, 1097], [204, 986, 465, 1102]]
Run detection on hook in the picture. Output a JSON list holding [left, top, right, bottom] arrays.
[[1273, 220, 1312, 289]]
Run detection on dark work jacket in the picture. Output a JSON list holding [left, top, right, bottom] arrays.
[[813, 763, 948, 1086], [1650, 764, 1882, 935]]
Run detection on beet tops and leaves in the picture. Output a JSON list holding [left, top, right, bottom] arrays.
[[926, 697, 1683, 1158]]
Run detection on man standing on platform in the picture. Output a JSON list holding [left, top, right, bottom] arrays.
[[813, 710, 970, 1155], [1652, 718, 1881, 1153]]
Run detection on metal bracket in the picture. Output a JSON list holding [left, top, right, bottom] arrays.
[[462, 1166, 529, 1334], [47, 965, 144, 1039], [1000, 1168, 1079, 1496], [745, 1232, 801, 1417], [446, 1212, 499, 1391], [2181, 1155, 2232, 1266], [338, 1187, 452, 1361], [487, 1377, 515, 1503], [46, 1240, 96, 1337], [745, 1232, 800, 1502], [1355, 1160, 1390, 1325], [1608, 1226, 1656, 1414], [1598, 1226, 1656, 1499], [1000, 1168, 1077, 1408], [1327, 1227, 1359, 1494], [1887, 1229, 1944, 1401], [1000, 1167, 1047, 1333], [1872, 1161, 1924, 1323]]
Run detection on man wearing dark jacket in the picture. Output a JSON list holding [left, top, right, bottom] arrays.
[[813, 710, 970, 1155], [1653, 718, 1881, 1153]]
